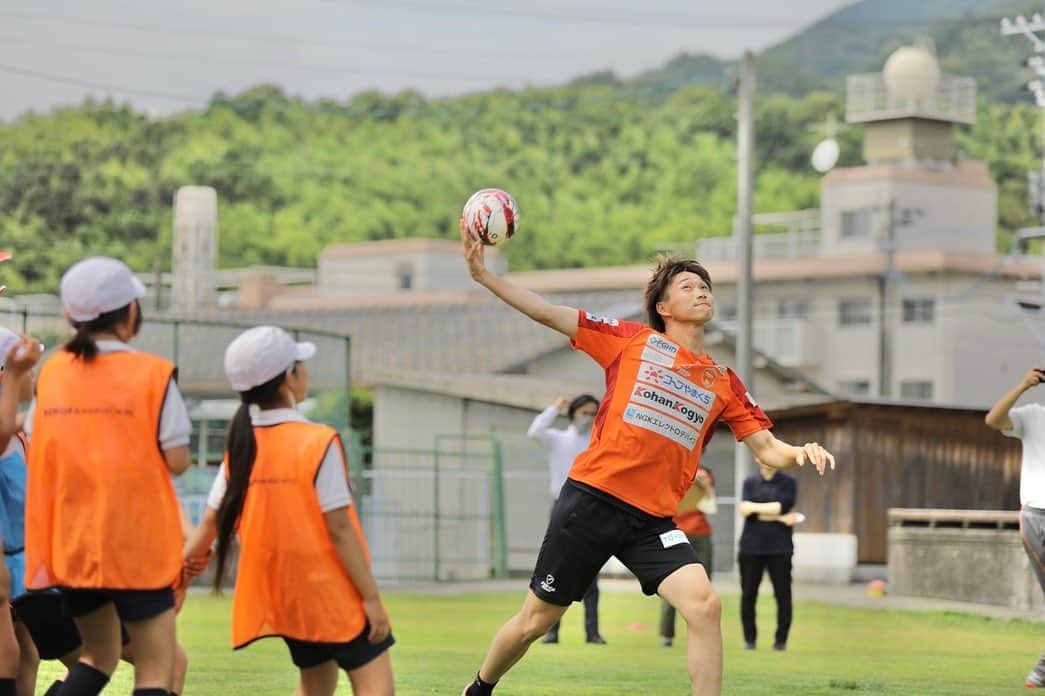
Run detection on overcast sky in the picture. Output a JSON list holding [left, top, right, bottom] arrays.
[[0, 0, 853, 120]]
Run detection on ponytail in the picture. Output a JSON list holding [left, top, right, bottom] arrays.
[[65, 300, 142, 362], [212, 370, 287, 591], [65, 323, 100, 361]]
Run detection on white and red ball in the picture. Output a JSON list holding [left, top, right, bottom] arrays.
[[462, 188, 519, 246]]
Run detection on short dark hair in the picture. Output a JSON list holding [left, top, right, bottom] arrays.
[[644, 256, 713, 333], [568, 394, 599, 420]]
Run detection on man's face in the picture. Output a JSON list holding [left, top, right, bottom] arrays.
[[658, 271, 714, 328]]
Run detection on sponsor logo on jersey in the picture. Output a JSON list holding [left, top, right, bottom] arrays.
[[645, 334, 680, 357], [641, 346, 675, 368], [637, 362, 715, 410], [623, 404, 698, 450], [584, 312, 619, 327], [631, 385, 708, 428]]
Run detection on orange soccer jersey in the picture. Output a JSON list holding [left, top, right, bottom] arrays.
[[568, 311, 772, 518], [232, 422, 369, 649]]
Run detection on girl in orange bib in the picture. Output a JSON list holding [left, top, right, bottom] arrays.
[[183, 326, 394, 696], [24, 257, 192, 696]]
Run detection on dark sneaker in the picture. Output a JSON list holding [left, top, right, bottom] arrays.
[[1027, 670, 1045, 688], [587, 634, 607, 645], [773, 642, 786, 652], [745, 641, 756, 650], [542, 632, 559, 644], [660, 637, 673, 648]]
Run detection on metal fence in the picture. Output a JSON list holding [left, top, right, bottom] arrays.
[[1, 306, 352, 524], [349, 434, 509, 583], [0, 308, 352, 404]]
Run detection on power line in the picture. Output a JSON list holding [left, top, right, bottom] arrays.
[[0, 10, 595, 61], [0, 63, 203, 105], [332, 0, 1020, 30], [0, 35, 525, 84], [0, 57, 704, 125]]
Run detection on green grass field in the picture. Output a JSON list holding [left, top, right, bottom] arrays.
[[34, 589, 1042, 695]]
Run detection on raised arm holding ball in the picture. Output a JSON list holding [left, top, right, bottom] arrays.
[[458, 196, 836, 696]]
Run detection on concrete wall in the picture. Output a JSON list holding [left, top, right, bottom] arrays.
[[318, 250, 505, 296], [889, 526, 1044, 612], [819, 176, 996, 256]]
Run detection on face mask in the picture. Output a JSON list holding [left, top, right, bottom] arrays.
[[574, 415, 594, 433]]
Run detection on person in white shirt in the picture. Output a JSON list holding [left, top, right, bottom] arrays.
[[526, 394, 605, 645], [985, 366, 1045, 689]]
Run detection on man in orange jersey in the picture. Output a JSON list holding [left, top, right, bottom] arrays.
[[458, 222, 835, 696]]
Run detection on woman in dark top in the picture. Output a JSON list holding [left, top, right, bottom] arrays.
[[738, 462, 804, 651]]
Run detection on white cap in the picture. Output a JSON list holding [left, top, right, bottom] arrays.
[[61, 257, 146, 322], [224, 326, 316, 392]]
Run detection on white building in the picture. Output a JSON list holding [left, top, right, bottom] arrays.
[[675, 44, 1042, 406]]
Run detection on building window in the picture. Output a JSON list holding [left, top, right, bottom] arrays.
[[900, 380, 933, 401], [841, 209, 872, 239], [397, 263, 414, 291], [902, 298, 934, 324], [838, 298, 872, 326], [837, 380, 871, 397], [777, 298, 808, 319]]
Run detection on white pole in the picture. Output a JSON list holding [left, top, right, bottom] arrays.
[[733, 50, 756, 562]]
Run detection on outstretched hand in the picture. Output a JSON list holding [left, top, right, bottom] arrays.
[[795, 442, 835, 476], [460, 217, 486, 282]]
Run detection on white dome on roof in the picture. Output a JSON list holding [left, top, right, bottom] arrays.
[[883, 45, 940, 101]]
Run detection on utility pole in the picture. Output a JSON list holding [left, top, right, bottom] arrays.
[[877, 199, 895, 399], [877, 200, 921, 399], [1001, 9, 1045, 318], [1002, 8, 1045, 244], [733, 50, 756, 559]]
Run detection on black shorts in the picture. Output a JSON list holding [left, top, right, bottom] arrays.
[[13, 592, 131, 660], [283, 624, 395, 672], [12, 593, 81, 660], [63, 588, 174, 623], [530, 481, 701, 605]]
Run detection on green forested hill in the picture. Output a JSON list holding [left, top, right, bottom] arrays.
[[0, 77, 1041, 293], [641, 0, 1043, 104]]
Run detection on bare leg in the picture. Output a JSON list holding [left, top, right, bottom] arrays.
[[0, 565, 18, 679], [121, 609, 176, 691], [71, 604, 122, 677], [172, 642, 188, 694], [476, 590, 568, 684], [346, 651, 394, 696], [657, 563, 723, 696], [293, 660, 338, 696], [13, 623, 38, 696]]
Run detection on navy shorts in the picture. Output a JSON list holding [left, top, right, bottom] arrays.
[[530, 481, 700, 605], [12, 593, 81, 660], [283, 623, 394, 672], [14, 592, 132, 659], [63, 588, 174, 623]]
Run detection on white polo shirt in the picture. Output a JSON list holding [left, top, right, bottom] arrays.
[[206, 408, 352, 513], [1004, 403, 1045, 509], [527, 405, 591, 500]]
